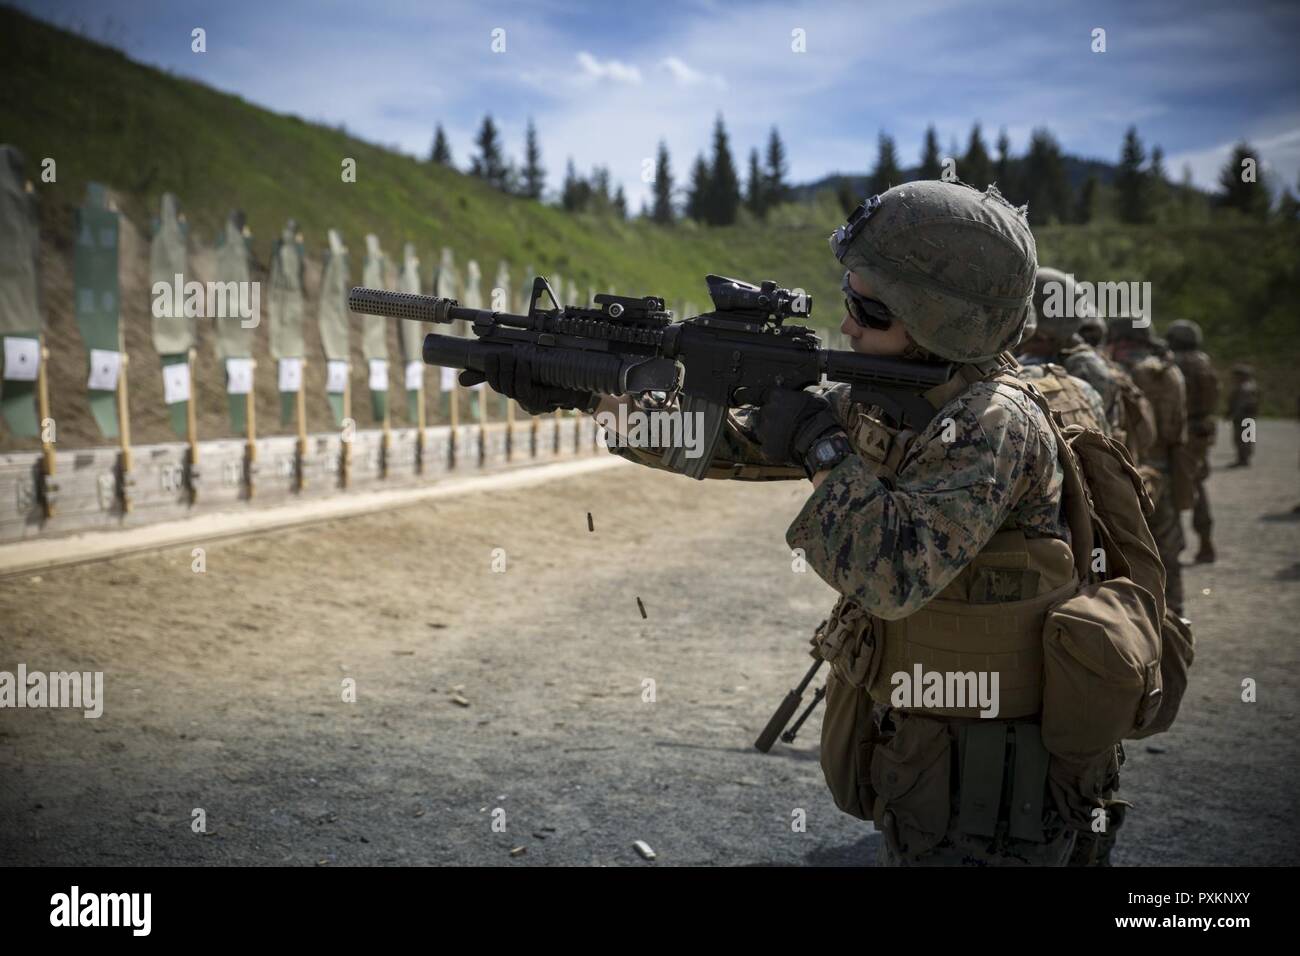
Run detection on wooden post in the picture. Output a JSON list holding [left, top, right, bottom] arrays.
[[340, 369, 352, 488], [528, 403, 538, 457], [185, 347, 199, 505], [553, 408, 562, 454], [381, 390, 391, 479], [476, 385, 486, 466], [116, 339, 133, 513], [415, 373, 426, 475], [505, 396, 516, 461], [295, 358, 308, 492], [449, 380, 460, 469], [245, 359, 257, 498], [37, 338, 55, 518]]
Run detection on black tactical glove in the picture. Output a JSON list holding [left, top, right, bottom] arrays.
[[459, 351, 598, 416], [751, 388, 844, 471]]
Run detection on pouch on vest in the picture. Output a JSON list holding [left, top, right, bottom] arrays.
[[819, 669, 879, 821], [1128, 609, 1195, 739], [1041, 580, 1163, 760], [870, 714, 951, 856], [813, 598, 881, 820]]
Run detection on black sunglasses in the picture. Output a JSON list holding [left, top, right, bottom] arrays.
[[841, 272, 893, 331]]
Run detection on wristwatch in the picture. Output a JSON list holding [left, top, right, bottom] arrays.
[[803, 432, 853, 478]]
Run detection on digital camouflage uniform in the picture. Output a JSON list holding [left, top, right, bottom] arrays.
[[613, 183, 1082, 865], [1018, 267, 1122, 440], [1167, 320, 1220, 559]]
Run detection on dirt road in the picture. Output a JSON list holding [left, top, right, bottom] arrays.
[[2, 421, 1297, 866]]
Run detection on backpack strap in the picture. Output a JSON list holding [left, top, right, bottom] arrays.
[[998, 376, 1096, 582]]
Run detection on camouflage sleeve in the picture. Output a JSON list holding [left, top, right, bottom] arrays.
[[786, 384, 1046, 620], [603, 384, 855, 481], [1064, 348, 1112, 402]]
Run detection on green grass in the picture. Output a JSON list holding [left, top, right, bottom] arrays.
[[1, 4, 1296, 419]]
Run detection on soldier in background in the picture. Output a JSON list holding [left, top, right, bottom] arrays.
[[1167, 320, 1220, 563], [1019, 266, 1153, 457], [1078, 314, 1106, 348], [1226, 365, 1260, 468], [1018, 267, 1112, 399], [1015, 305, 1110, 433], [1108, 318, 1190, 616]]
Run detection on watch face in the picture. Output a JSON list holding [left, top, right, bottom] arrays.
[[816, 442, 837, 463]]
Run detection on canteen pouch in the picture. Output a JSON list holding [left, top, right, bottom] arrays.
[[1128, 610, 1195, 739], [1041, 578, 1163, 760], [814, 599, 880, 820], [870, 714, 952, 856]]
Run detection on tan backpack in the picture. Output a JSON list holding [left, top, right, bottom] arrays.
[[1009, 381, 1195, 759]]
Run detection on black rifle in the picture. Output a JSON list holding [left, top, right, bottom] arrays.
[[754, 659, 824, 753], [348, 274, 953, 479]]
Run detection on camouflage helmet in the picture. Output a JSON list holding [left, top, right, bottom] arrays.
[[1017, 299, 1038, 345], [1165, 318, 1202, 350], [1106, 315, 1153, 344], [1032, 267, 1086, 344], [1232, 363, 1254, 377], [830, 182, 1036, 362], [1078, 312, 1106, 346]]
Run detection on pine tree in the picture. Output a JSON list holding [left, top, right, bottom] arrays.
[[918, 125, 942, 180], [590, 166, 612, 214], [1116, 126, 1150, 224], [686, 153, 710, 222], [429, 124, 452, 166], [1076, 174, 1099, 224], [561, 158, 591, 212], [613, 184, 627, 220], [994, 128, 1013, 197], [706, 115, 741, 226], [868, 132, 902, 196], [962, 123, 992, 189], [1022, 127, 1070, 225], [521, 119, 545, 200], [652, 141, 675, 224], [1216, 141, 1270, 220], [835, 176, 857, 215], [745, 147, 766, 219], [764, 127, 789, 208], [1277, 188, 1300, 222], [1146, 145, 1168, 221], [470, 114, 509, 189]]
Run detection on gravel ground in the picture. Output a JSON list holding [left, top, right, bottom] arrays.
[[1, 420, 1297, 866]]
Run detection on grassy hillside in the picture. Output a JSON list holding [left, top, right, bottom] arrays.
[[0, 4, 1295, 452]]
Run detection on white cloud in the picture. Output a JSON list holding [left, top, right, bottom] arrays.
[[576, 51, 643, 85], [659, 57, 725, 89]]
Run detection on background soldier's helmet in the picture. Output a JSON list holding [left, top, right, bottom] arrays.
[[1165, 318, 1203, 351], [1017, 299, 1038, 346], [1078, 313, 1106, 346], [831, 181, 1037, 362], [1232, 363, 1254, 378], [1032, 266, 1086, 344], [1107, 315, 1154, 344]]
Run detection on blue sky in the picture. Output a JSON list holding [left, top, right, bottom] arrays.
[[17, 0, 1300, 208]]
